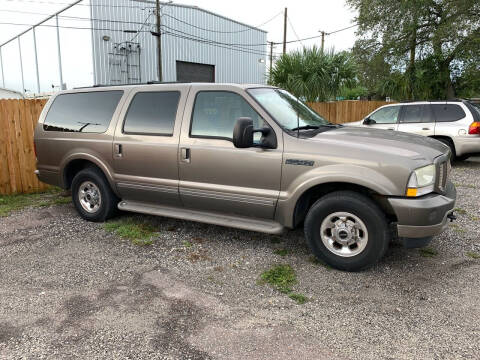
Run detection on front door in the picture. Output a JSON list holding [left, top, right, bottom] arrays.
[[112, 86, 188, 205], [178, 87, 283, 219]]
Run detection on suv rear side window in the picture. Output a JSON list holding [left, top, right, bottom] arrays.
[[432, 104, 466, 122], [369, 106, 400, 124], [190, 91, 264, 140], [400, 104, 433, 123], [123, 91, 180, 135], [43, 91, 123, 133]]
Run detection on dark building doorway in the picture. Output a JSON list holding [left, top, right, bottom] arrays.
[[176, 61, 215, 82]]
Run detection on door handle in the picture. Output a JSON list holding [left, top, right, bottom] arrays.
[[114, 143, 122, 157], [422, 127, 430, 130], [387, 128, 394, 130], [181, 147, 190, 163]]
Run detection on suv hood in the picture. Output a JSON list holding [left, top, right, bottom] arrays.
[[311, 126, 448, 161]]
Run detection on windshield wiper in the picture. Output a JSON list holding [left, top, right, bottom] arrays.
[[290, 125, 320, 131], [290, 123, 342, 131]]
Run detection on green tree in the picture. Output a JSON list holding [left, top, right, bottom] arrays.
[[268, 46, 357, 102], [347, 0, 480, 100]]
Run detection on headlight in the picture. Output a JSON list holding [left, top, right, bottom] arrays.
[[406, 164, 436, 197]]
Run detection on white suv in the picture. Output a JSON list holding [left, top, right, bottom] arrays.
[[348, 100, 480, 161]]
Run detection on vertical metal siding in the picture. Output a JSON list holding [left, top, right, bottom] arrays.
[[91, 0, 267, 84]]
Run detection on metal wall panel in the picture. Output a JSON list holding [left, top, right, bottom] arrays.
[[91, 0, 267, 85]]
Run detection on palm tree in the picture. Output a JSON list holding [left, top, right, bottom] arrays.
[[268, 46, 357, 102]]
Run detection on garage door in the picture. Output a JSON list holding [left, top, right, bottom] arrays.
[[176, 61, 215, 82]]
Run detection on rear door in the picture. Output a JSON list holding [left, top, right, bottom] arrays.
[[397, 104, 435, 136], [112, 85, 189, 206], [364, 106, 400, 130], [177, 86, 283, 219]]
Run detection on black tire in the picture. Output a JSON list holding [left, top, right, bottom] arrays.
[[304, 191, 390, 271], [455, 154, 470, 162], [436, 138, 456, 162], [71, 166, 119, 222]]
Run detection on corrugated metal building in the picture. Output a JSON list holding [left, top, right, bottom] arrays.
[[90, 0, 268, 85]]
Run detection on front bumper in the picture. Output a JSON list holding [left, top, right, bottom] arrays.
[[387, 181, 456, 238]]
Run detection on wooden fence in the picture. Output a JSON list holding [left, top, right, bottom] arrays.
[[0, 98, 389, 195], [0, 99, 48, 195], [307, 100, 392, 124]]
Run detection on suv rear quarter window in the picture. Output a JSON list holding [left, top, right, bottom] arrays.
[[432, 104, 467, 122], [43, 91, 123, 133], [123, 91, 180, 135]]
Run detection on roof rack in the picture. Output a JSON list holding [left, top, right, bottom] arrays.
[[74, 81, 190, 89]]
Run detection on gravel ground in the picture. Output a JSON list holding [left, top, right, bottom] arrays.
[[1, 157, 479, 360]]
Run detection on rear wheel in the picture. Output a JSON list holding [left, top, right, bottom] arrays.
[[71, 167, 119, 222], [304, 191, 390, 271]]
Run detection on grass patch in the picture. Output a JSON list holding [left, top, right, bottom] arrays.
[[466, 251, 480, 259], [453, 183, 478, 189], [288, 293, 309, 304], [260, 265, 309, 304], [450, 223, 465, 233], [104, 218, 157, 246], [183, 241, 192, 248], [454, 207, 467, 215], [419, 247, 438, 258], [270, 236, 282, 244], [0, 187, 70, 217], [260, 264, 296, 294], [273, 248, 289, 257]]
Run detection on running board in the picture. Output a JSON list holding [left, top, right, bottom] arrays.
[[117, 201, 285, 235]]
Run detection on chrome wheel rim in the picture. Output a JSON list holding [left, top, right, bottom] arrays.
[[320, 212, 368, 257], [78, 181, 102, 213]]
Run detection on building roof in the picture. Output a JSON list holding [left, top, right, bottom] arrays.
[[136, 0, 268, 33]]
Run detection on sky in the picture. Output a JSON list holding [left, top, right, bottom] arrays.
[[0, 0, 358, 93]]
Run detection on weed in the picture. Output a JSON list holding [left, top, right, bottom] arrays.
[[288, 293, 309, 304], [183, 241, 192, 248], [466, 251, 480, 259], [454, 207, 467, 215], [270, 236, 282, 244], [274, 248, 289, 257], [260, 264, 297, 294], [104, 218, 157, 246], [419, 247, 438, 257], [450, 224, 465, 233], [0, 187, 70, 217]]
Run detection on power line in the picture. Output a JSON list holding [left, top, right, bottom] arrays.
[[0, 9, 155, 27], [0, 0, 155, 9], [287, 15, 303, 47], [273, 23, 358, 45]]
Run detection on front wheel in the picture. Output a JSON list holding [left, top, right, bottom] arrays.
[[71, 167, 119, 222], [304, 191, 390, 271]]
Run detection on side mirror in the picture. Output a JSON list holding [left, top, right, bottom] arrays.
[[233, 117, 254, 148], [363, 118, 376, 125]]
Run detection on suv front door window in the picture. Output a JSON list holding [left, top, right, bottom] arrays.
[[365, 106, 400, 131]]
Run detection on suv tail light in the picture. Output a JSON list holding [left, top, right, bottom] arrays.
[[469, 122, 480, 134]]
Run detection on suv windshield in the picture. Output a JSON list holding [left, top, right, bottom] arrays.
[[248, 88, 330, 131]]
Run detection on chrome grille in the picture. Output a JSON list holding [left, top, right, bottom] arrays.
[[437, 161, 449, 192]]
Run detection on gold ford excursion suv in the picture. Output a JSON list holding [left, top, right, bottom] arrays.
[[34, 83, 456, 271]]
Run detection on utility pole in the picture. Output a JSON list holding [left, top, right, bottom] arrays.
[[269, 41, 274, 71], [156, 0, 162, 82], [320, 31, 325, 53], [283, 7, 287, 55]]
